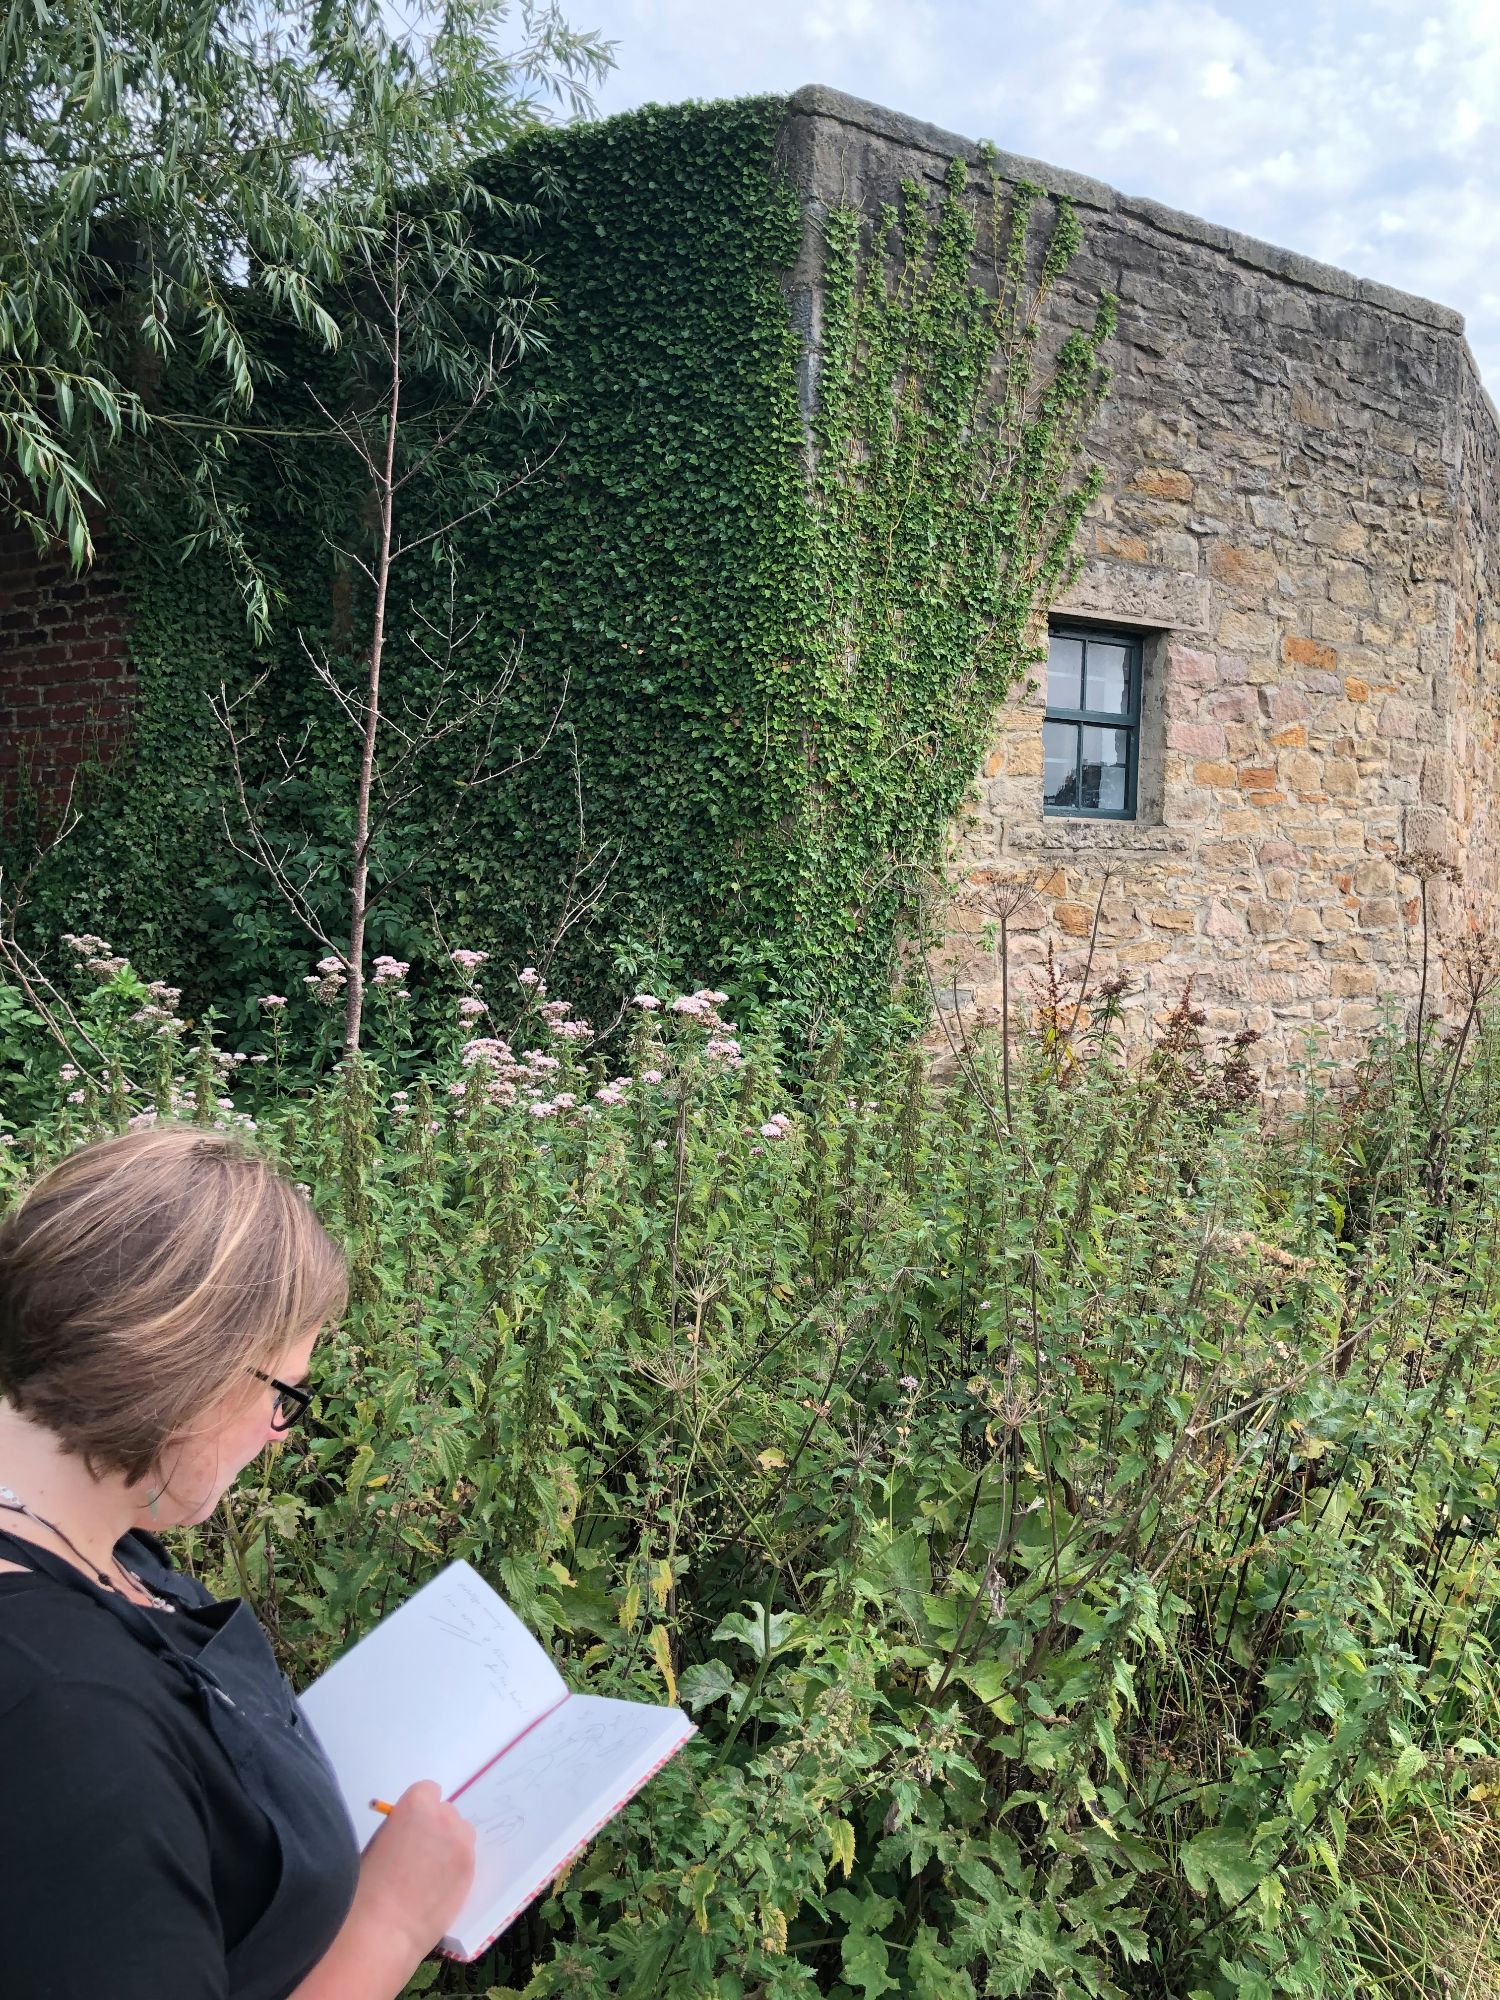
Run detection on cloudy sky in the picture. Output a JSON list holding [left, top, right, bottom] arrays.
[[576, 0, 1500, 388]]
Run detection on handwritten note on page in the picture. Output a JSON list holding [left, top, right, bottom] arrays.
[[297, 1561, 695, 1960]]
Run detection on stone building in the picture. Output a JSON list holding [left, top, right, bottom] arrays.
[[788, 88, 1500, 1088], [781, 87, 1499, 1084], [5, 85, 1496, 1088]]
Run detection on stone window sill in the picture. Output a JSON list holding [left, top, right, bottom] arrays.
[[1007, 820, 1191, 856]]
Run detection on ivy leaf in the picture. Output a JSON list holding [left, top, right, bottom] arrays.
[[1181, 1829, 1265, 1905]]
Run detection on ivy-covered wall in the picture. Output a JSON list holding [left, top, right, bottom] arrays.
[[2, 93, 1108, 1054]]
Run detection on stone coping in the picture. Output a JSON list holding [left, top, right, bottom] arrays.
[[787, 83, 1468, 340]]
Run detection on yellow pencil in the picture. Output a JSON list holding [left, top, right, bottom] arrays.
[[370, 1798, 396, 1816]]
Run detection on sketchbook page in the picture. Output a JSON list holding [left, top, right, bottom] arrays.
[[443, 1691, 696, 1960], [298, 1560, 567, 1849]]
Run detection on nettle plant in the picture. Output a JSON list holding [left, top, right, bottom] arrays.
[[4, 943, 1500, 1998]]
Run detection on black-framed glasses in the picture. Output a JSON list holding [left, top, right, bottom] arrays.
[[249, 1369, 312, 1433]]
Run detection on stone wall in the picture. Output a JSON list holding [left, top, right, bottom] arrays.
[[783, 85, 1497, 1089], [1453, 353, 1500, 976]]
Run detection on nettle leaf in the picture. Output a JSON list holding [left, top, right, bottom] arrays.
[[839, 1927, 894, 1999], [678, 1658, 737, 1713], [907, 1923, 975, 1999], [711, 1602, 804, 1661], [956, 1658, 1019, 1720], [1181, 1828, 1265, 1906]]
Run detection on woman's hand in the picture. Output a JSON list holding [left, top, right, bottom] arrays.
[[352, 1781, 477, 1960], [288, 1781, 477, 2000]]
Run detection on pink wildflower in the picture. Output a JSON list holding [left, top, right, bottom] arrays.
[[631, 993, 661, 1011], [457, 996, 487, 1019], [450, 949, 490, 972]]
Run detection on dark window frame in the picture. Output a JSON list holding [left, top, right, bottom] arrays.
[[1042, 622, 1143, 820]]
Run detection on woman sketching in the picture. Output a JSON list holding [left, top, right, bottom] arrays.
[[0, 1123, 475, 1998]]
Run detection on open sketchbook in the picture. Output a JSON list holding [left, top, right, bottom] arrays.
[[298, 1560, 696, 1960]]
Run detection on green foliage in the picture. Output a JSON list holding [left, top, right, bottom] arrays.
[[6, 940, 1500, 1996], [3, 96, 1112, 1061], [0, 0, 608, 610]]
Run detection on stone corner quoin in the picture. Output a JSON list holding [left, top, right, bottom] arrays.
[[777, 81, 1500, 1088]]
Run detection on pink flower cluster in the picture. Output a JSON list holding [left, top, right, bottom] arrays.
[[304, 957, 346, 1006], [758, 1112, 793, 1142], [131, 974, 186, 1035], [450, 949, 490, 974], [258, 994, 288, 1011], [372, 957, 410, 999]]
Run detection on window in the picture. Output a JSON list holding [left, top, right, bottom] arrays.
[[1042, 624, 1142, 819]]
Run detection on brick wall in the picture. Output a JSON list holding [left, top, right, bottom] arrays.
[[0, 529, 135, 825]]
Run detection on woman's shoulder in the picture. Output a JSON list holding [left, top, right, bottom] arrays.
[[0, 1569, 181, 1701]]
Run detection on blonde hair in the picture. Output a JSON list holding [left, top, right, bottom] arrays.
[[0, 1123, 347, 1484]]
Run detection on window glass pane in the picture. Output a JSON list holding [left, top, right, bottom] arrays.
[[1080, 726, 1130, 812], [1084, 642, 1130, 716], [1046, 635, 1083, 711], [1043, 720, 1079, 810]]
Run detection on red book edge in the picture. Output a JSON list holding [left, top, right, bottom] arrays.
[[439, 1717, 698, 1963]]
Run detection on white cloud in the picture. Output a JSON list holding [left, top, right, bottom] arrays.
[[581, 0, 1500, 386]]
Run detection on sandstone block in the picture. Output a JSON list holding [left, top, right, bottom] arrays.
[[1237, 764, 1278, 790], [1270, 724, 1308, 748], [1192, 758, 1237, 786], [1329, 966, 1378, 997], [1098, 531, 1151, 563], [1260, 685, 1312, 725], [1353, 858, 1395, 895], [1132, 468, 1194, 501], [1168, 720, 1227, 756], [1207, 686, 1257, 723], [1324, 757, 1360, 795], [1344, 675, 1369, 702], [1377, 698, 1421, 739], [1054, 902, 1093, 937], [1283, 750, 1323, 793], [1149, 906, 1193, 931], [1209, 543, 1274, 586], [1169, 646, 1219, 686], [1359, 898, 1400, 929], [1282, 634, 1338, 671], [1007, 735, 1045, 778]]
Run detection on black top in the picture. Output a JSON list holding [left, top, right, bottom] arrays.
[[0, 1541, 319, 1997]]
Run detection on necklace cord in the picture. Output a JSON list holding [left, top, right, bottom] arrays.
[[0, 1487, 177, 1613]]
